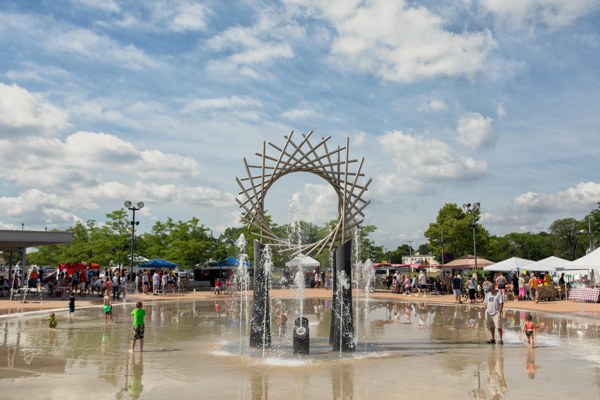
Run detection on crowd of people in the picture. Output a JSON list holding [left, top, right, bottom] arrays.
[[382, 269, 566, 304]]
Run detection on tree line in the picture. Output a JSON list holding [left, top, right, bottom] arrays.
[[6, 202, 600, 269], [423, 202, 600, 263]]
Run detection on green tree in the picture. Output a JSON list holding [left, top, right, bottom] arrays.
[[417, 243, 431, 255], [424, 203, 490, 262], [486, 232, 555, 262], [548, 217, 586, 260]]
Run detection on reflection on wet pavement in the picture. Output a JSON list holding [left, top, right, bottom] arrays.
[[1, 299, 600, 399]]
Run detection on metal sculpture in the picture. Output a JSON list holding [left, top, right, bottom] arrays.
[[236, 131, 371, 256], [236, 131, 371, 352]]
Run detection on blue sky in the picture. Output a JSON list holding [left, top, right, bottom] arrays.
[[1, 0, 599, 250]]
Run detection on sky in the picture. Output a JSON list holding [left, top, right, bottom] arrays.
[[1, 0, 600, 251]]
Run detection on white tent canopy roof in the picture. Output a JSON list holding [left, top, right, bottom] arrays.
[[285, 254, 320, 268], [564, 248, 600, 270], [483, 257, 534, 272], [524, 256, 571, 272]]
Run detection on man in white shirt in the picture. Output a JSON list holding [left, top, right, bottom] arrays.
[[161, 273, 168, 294], [417, 271, 427, 297], [152, 271, 160, 295], [485, 284, 504, 345]]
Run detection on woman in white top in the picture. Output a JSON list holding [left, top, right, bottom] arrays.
[[142, 271, 149, 295]]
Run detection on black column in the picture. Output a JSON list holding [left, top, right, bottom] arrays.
[[331, 240, 355, 352], [249, 240, 271, 349]]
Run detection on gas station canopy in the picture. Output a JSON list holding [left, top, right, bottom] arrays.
[[0, 230, 73, 252]]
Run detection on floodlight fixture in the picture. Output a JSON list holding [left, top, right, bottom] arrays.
[[124, 201, 132, 208], [137, 202, 144, 209]]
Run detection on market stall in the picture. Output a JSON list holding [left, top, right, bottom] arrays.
[[568, 288, 600, 302], [537, 285, 559, 301]]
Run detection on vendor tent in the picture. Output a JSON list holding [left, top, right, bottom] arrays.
[[285, 255, 320, 268], [442, 255, 494, 269], [564, 248, 600, 270], [483, 257, 534, 272], [524, 256, 570, 272], [138, 259, 178, 269], [213, 257, 251, 267], [59, 262, 100, 270]]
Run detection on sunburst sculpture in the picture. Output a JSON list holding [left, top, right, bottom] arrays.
[[236, 131, 371, 256]]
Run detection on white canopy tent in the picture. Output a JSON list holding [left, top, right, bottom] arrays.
[[285, 254, 320, 268], [524, 256, 570, 272], [483, 257, 534, 272], [564, 248, 600, 270]]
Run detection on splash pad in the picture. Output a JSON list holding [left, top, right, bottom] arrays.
[[2, 298, 600, 399]]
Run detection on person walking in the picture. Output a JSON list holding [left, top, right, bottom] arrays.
[[142, 271, 149, 295], [68, 291, 76, 317], [277, 311, 287, 341], [452, 272, 462, 304], [495, 273, 507, 301], [417, 270, 427, 297], [520, 314, 540, 348], [152, 271, 160, 295], [404, 275, 412, 296], [485, 284, 504, 345], [467, 276, 476, 303], [527, 273, 538, 304], [161, 272, 168, 295], [511, 273, 519, 301], [112, 272, 120, 300], [72, 270, 80, 294]]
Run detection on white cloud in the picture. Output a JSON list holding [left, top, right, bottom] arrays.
[[46, 28, 160, 70], [376, 130, 489, 195], [352, 131, 368, 146], [496, 102, 506, 118], [206, 8, 304, 79], [287, 183, 337, 224], [0, 131, 202, 189], [281, 108, 324, 121], [417, 99, 448, 113], [480, 210, 546, 233], [479, 0, 598, 29], [81, 181, 234, 209], [0, 189, 89, 226], [68, 0, 120, 12], [168, 2, 210, 32], [183, 96, 262, 112], [288, 0, 497, 82], [456, 112, 497, 151], [0, 12, 159, 70], [0, 82, 69, 137], [214, 211, 243, 235], [514, 182, 600, 212]]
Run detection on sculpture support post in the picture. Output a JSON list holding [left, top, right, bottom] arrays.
[[331, 240, 355, 352], [250, 240, 271, 348]]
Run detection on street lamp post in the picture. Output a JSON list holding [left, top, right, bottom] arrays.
[[124, 201, 144, 277], [463, 203, 480, 270], [440, 229, 445, 266]]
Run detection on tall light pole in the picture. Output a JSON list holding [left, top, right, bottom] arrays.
[[124, 201, 144, 276], [463, 203, 480, 270], [440, 229, 445, 266], [580, 216, 595, 254]]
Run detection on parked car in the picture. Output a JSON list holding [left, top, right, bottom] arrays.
[[43, 270, 58, 283]]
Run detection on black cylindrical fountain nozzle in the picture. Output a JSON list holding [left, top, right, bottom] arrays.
[[293, 317, 310, 355]]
